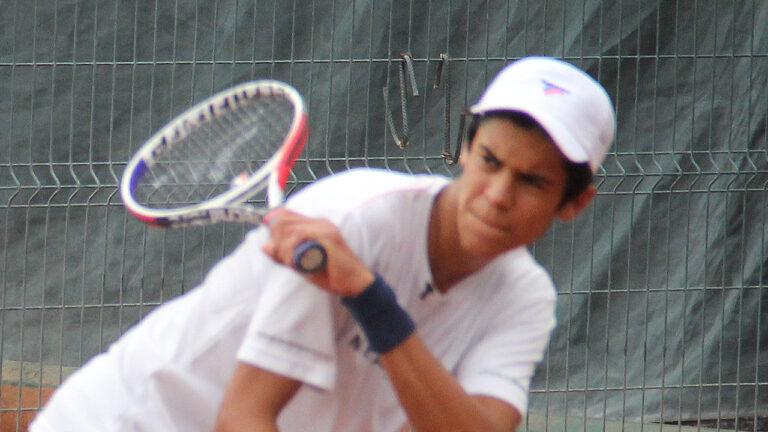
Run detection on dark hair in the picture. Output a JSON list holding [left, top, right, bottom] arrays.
[[466, 111, 593, 208]]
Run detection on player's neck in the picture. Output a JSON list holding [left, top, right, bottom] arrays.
[[427, 186, 493, 293]]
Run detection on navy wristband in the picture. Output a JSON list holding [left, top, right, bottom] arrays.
[[341, 273, 416, 354]]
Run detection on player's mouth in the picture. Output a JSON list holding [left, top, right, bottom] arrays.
[[467, 209, 512, 235]]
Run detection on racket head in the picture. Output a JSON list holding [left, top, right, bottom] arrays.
[[120, 80, 308, 227]]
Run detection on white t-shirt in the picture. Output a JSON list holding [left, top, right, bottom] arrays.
[[31, 168, 556, 432]]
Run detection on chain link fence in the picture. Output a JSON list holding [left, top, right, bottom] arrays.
[[1, 0, 766, 431]]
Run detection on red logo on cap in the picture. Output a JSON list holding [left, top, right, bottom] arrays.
[[542, 80, 569, 96]]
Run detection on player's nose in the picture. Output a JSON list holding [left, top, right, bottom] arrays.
[[484, 173, 515, 209]]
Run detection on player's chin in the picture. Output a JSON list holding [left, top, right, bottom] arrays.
[[460, 222, 520, 258], [464, 235, 519, 258]]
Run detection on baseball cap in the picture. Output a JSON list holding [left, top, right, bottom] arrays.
[[469, 56, 616, 173]]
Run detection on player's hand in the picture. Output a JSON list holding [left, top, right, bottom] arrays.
[[262, 208, 374, 297]]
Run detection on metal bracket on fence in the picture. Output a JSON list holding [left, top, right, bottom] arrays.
[[384, 52, 419, 150], [433, 53, 463, 165], [401, 52, 419, 97], [433, 53, 448, 89], [447, 110, 470, 166]]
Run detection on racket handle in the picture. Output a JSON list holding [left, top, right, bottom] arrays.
[[294, 240, 328, 273]]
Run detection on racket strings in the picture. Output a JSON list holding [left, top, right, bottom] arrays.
[[134, 95, 295, 208]]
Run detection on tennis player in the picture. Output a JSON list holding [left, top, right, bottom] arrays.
[[31, 56, 615, 432]]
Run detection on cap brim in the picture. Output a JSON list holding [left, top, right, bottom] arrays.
[[468, 103, 591, 167]]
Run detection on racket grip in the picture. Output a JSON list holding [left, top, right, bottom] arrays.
[[294, 240, 328, 273]]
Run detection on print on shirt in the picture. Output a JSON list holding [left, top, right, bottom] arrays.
[[419, 282, 435, 300], [347, 332, 380, 364], [338, 316, 381, 365]]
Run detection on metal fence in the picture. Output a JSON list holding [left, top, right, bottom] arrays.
[[1, 0, 766, 431]]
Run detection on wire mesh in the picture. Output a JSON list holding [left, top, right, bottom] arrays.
[[1, 0, 766, 431]]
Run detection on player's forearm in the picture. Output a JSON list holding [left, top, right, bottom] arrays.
[[214, 363, 301, 432], [341, 275, 519, 432], [214, 414, 279, 432], [380, 335, 518, 432]]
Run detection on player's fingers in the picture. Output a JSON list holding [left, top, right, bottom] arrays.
[[263, 211, 366, 288], [264, 208, 310, 234], [261, 239, 279, 262], [265, 213, 327, 266], [262, 208, 285, 226], [266, 218, 372, 296]]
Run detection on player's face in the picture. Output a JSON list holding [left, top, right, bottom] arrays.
[[454, 117, 579, 258]]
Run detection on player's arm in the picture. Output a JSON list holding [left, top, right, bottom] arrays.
[[343, 281, 521, 432], [382, 335, 521, 432], [213, 362, 301, 432], [264, 210, 521, 431]]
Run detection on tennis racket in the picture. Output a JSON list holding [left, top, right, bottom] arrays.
[[119, 80, 327, 273]]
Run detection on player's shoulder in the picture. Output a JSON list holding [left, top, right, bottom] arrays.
[[317, 167, 446, 193], [287, 168, 449, 215]]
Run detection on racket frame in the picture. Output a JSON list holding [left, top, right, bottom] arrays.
[[120, 80, 308, 228]]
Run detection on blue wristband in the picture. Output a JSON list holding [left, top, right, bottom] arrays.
[[341, 273, 416, 354]]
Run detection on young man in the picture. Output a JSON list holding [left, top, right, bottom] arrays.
[[31, 56, 615, 432]]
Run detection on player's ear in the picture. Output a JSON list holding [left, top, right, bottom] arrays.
[[556, 184, 596, 221]]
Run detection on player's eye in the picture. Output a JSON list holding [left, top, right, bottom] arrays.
[[479, 147, 501, 168], [519, 173, 548, 188]]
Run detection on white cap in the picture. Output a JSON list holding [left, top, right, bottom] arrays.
[[470, 56, 616, 173]]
